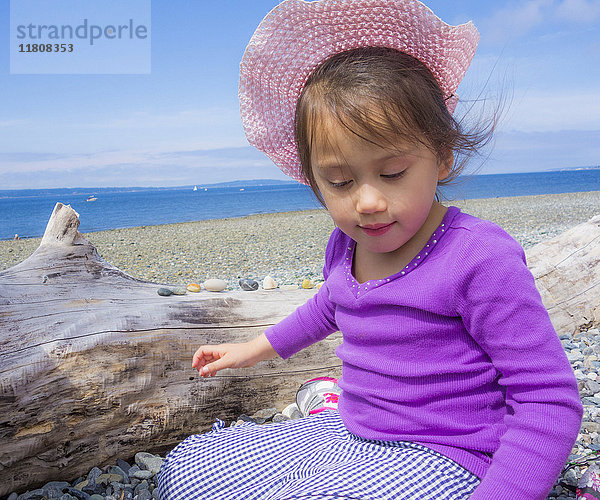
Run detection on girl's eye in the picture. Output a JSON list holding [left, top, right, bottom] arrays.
[[329, 180, 352, 188], [381, 171, 405, 179]]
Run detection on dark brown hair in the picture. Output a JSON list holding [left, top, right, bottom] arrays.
[[294, 47, 495, 206]]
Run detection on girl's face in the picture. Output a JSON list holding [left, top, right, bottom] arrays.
[[311, 120, 450, 257]]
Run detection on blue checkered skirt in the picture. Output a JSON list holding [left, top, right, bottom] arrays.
[[157, 410, 479, 499]]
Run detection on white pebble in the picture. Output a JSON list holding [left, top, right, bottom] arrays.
[[203, 278, 227, 292], [262, 276, 278, 290]]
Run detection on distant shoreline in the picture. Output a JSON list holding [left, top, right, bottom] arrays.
[[1, 166, 599, 193], [2, 191, 599, 289]]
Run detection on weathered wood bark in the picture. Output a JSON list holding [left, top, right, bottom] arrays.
[[0, 203, 598, 495], [0, 203, 341, 496], [525, 214, 600, 334]]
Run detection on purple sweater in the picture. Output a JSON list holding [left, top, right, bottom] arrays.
[[266, 206, 582, 499]]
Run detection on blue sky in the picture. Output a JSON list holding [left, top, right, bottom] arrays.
[[1, 0, 599, 189]]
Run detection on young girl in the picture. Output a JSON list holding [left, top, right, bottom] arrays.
[[158, 0, 583, 498]]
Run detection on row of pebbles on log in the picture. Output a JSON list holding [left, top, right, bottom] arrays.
[[156, 277, 320, 296], [9, 325, 600, 500]]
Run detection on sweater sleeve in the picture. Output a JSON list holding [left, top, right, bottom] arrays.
[[454, 223, 583, 500], [264, 230, 340, 359]]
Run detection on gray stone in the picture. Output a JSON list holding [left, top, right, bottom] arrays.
[[171, 287, 187, 295], [252, 407, 278, 420], [89, 495, 104, 500], [97, 473, 124, 485], [107, 465, 130, 483], [43, 481, 70, 493], [59, 494, 78, 500], [132, 470, 154, 480], [19, 490, 44, 500], [563, 468, 579, 486], [7, 493, 18, 500], [585, 379, 600, 395], [117, 459, 132, 473], [157, 287, 173, 296], [567, 350, 584, 363], [152, 488, 161, 500], [134, 480, 149, 496], [86, 466, 103, 485], [581, 421, 600, 433], [64, 488, 91, 500], [135, 452, 164, 475], [239, 278, 259, 291], [137, 489, 153, 500], [272, 413, 290, 423]]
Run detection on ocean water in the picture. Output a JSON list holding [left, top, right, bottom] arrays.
[[1, 169, 599, 241]]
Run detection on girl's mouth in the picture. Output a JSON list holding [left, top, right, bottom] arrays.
[[360, 223, 394, 237]]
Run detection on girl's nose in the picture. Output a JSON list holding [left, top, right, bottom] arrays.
[[354, 184, 387, 214]]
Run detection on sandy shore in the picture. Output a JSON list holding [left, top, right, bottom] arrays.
[[1, 190, 599, 288]]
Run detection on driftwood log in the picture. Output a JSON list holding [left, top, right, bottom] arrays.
[[0, 203, 598, 496]]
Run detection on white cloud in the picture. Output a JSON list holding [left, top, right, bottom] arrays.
[[484, 128, 600, 173], [483, 0, 553, 43], [481, 0, 600, 43], [0, 146, 275, 181], [556, 0, 600, 22], [502, 90, 600, 132]]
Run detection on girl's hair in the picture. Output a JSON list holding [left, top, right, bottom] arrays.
[[294, 47, 495, 206]]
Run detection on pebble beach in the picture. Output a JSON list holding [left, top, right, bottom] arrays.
[[3, 190, 600, 500], [2, 191, 599, 288]]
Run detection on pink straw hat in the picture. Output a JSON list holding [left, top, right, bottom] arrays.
[[239, 0, 479, 184]]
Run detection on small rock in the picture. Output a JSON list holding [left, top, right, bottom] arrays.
[[59, 494, 78, 500], [186, 283, 201, 293], [302, 279, 314, 289], [137, 490, 153, 500], [171, 287, 187, 295], [19, 490, 44, 500], [157, 288, 173, 296], [132, 470, 154, 480], [134, 480, 149, 496], [135, 452, 164, 475], [97, 473, 123, 485], [563, 467, 578, 486], [282, 403, 302, 420], [87, 467, 103, 484], [203, 278, 227, 292], [567, 350, 585, 363], [237, 414, 257, 423], [42, 481, 70, 496], [6, 493, 17, 500], [585, 379, 600, 395], [272, 413, 290, 423], [252, 407, 278, 421], [65, 487, 91, 499], [107, 465, 130, 483], [262, 276, 278, 290], [128, 465, 141, 476], [239, 278, 259, 291]]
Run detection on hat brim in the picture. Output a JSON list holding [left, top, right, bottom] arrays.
[[239, 0, 479, 184]]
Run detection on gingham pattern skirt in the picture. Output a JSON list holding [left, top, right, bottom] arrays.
[[157, 410, 480, 499]]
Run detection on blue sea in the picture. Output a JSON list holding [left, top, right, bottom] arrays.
[[1, 169, 599, 241]]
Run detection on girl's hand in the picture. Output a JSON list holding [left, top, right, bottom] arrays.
[[191, 334, 278, 378]]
